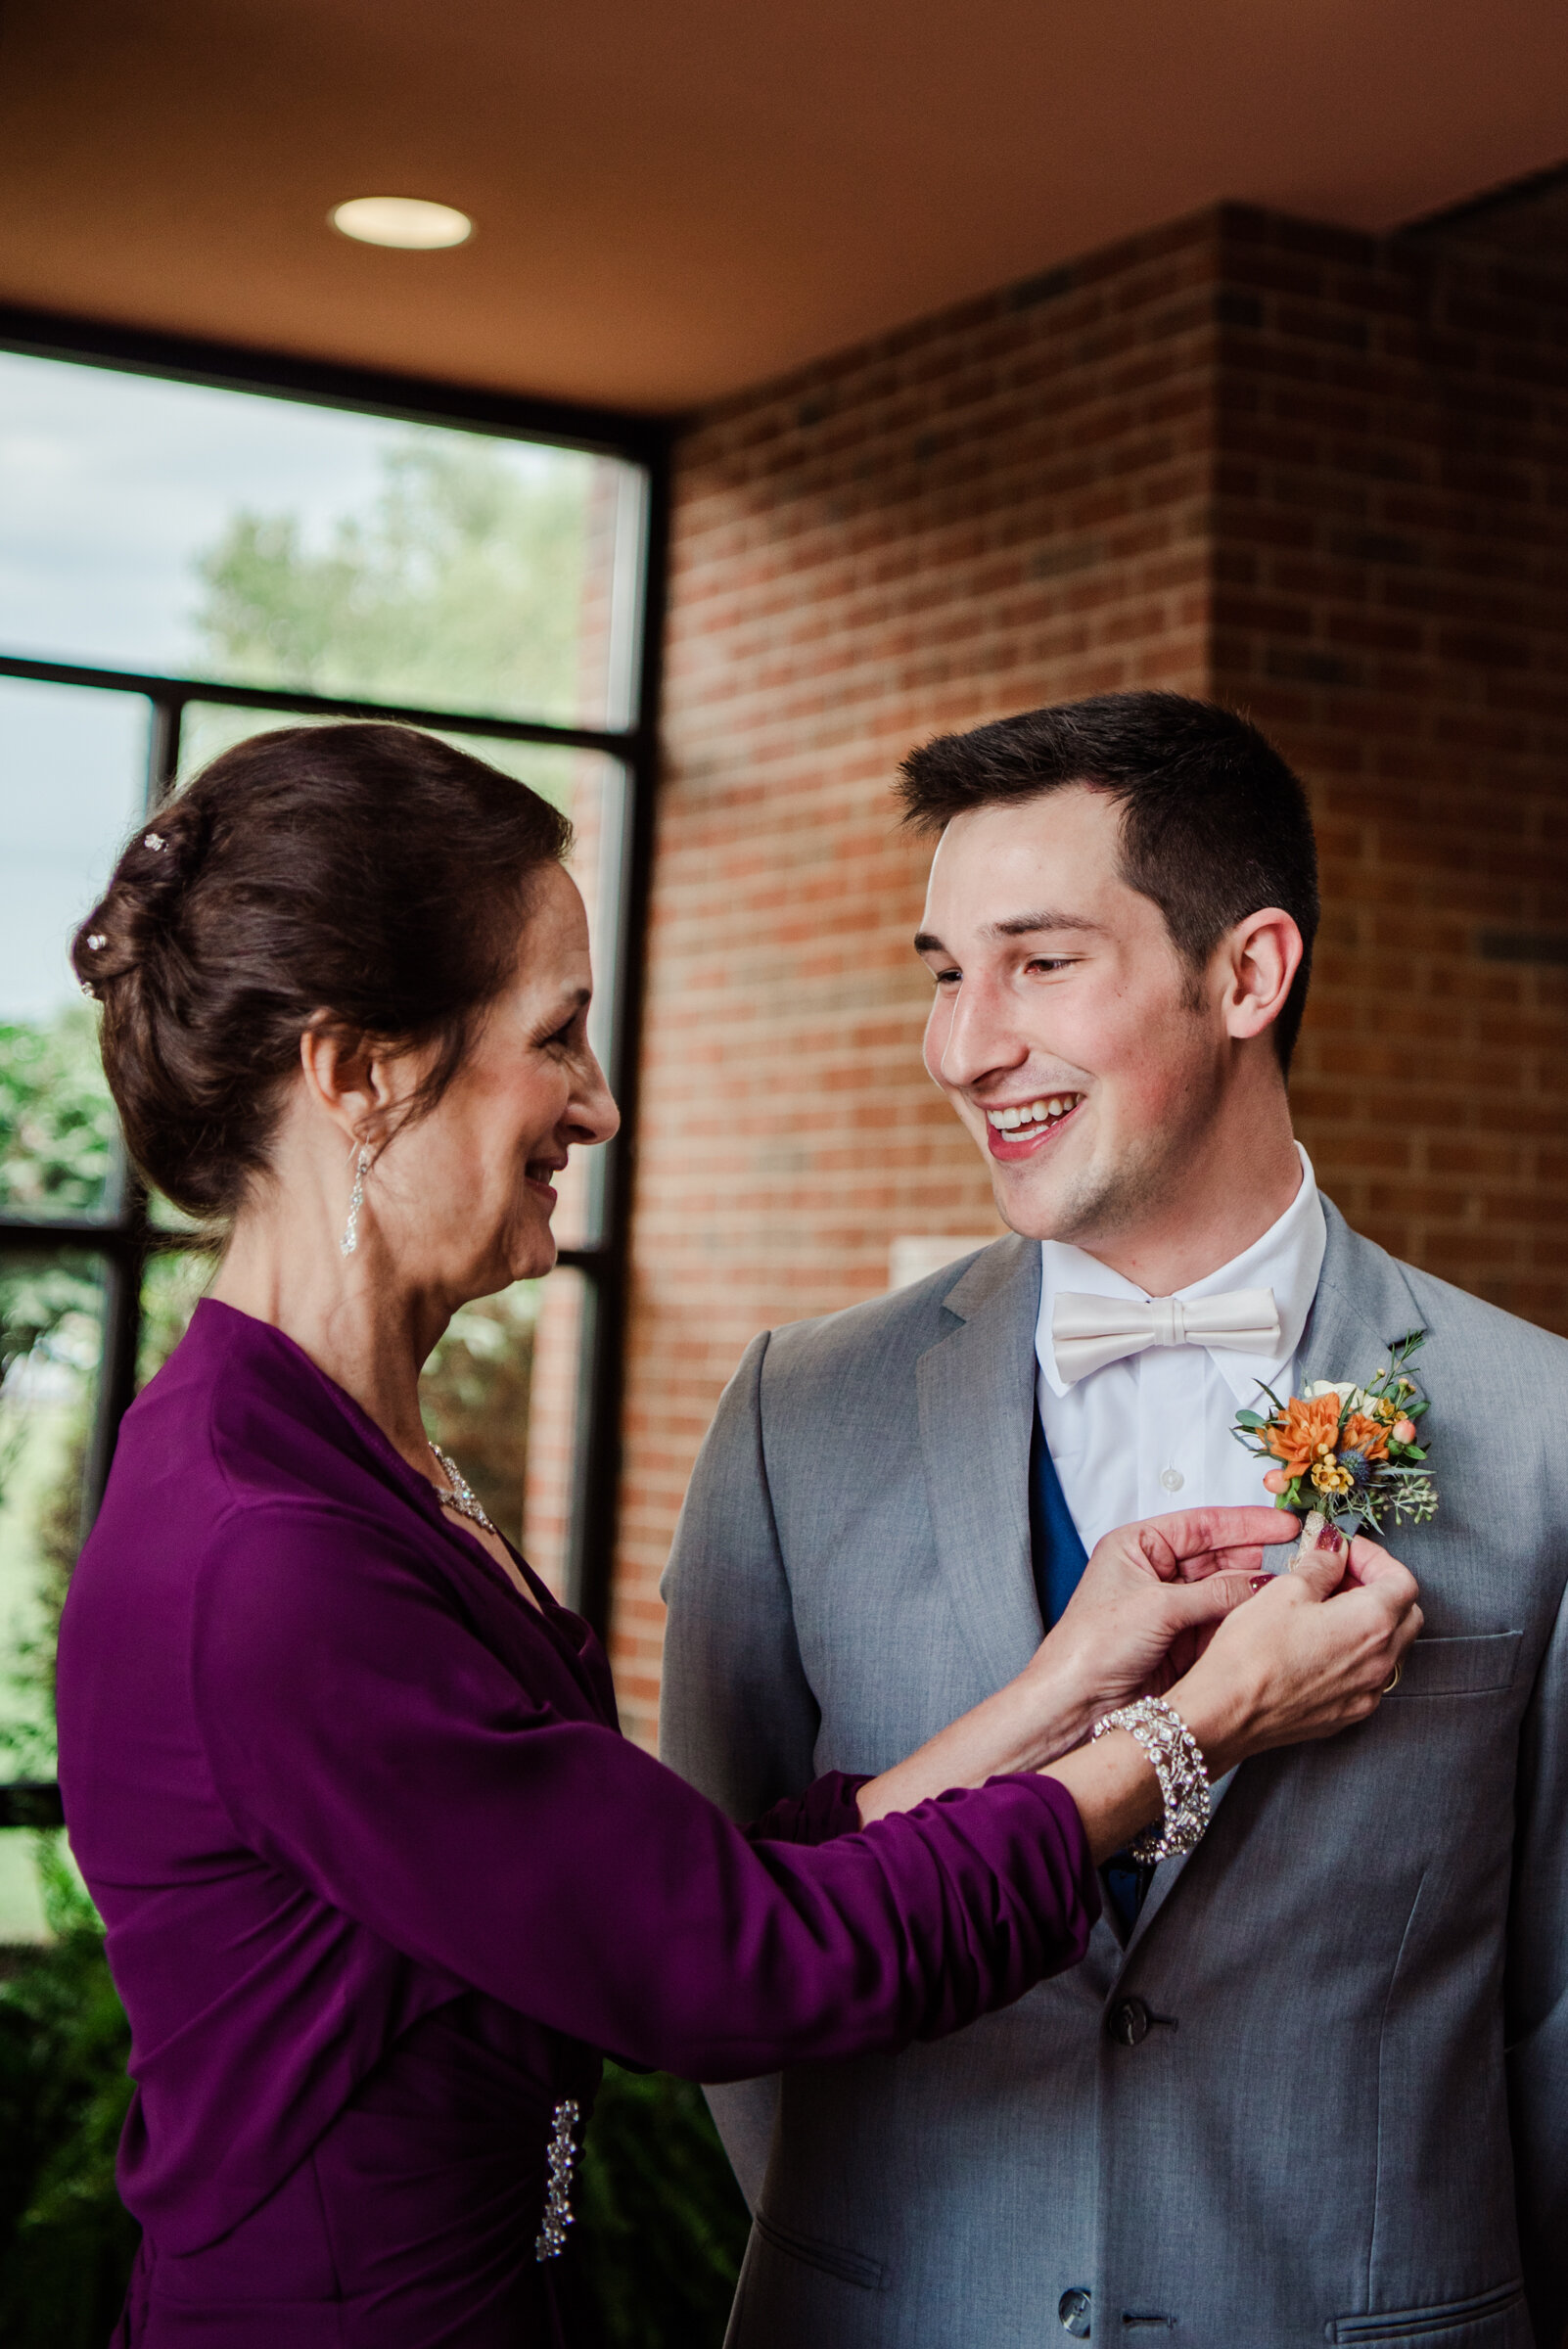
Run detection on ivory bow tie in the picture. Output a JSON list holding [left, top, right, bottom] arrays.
[[1050, 1287, 1281, 1386]]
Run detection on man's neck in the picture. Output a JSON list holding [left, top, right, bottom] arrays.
[[1065, 1124, 1303, 1298]]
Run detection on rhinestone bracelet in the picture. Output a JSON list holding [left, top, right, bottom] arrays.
[[1090, 1695, 1212, 1865]]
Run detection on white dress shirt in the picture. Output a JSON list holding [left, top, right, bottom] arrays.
[[1035, 1143, 1327, 1554]]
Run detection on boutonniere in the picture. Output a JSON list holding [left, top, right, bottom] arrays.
[[1232, 1328, 1438, 1536]]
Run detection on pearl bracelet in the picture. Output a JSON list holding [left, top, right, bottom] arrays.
[[1090, 1695, 1212, 1865]]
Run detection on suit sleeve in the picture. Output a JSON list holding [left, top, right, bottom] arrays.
[[1506, 1570, 1568, 2348], [658, 1330, 826, 2194], [660, 1330, 824, 1819]]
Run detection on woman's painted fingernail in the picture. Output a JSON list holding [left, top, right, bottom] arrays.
[[1249, 1576, 1270, 1592], [1321, 1527, 1344, 1554]]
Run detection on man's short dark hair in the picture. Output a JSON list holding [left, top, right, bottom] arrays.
[[897, 690, 1319, 1073]]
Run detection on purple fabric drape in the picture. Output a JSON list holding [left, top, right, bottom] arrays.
[[58, 1301, 1098, 2345]]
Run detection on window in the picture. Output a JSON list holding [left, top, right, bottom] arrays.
[[0, 318, 664, 1913]]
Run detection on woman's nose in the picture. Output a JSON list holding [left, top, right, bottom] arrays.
[[577, 1055, 621, 1145]]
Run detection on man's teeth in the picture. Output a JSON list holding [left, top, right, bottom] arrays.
[[986, 1095, 1082, 1134]]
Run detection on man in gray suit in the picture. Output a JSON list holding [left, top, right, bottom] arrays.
[[660, 692, 1568, 2348]]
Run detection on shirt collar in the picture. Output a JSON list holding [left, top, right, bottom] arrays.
[[1035, 1142, 1326, 1403]]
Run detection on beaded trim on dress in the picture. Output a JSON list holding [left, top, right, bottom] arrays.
[[534, 2098, 582, 2260]]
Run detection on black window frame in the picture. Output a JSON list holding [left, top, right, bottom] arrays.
[[0, 306, 668, 1828]]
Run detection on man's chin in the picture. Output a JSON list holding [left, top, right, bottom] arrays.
[[988, 1161, 1079, 1246], [989, 1152, 1130, 1250]]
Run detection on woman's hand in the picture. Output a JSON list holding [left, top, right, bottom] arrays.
[[857, 1504, 1299, 1826], [1042, 1504, 1297, 1722], [1167, 1519, 1422, 1777], [1039, 1518, 1422, 1862]]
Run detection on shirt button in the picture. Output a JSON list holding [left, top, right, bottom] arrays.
[[1160, 1466, 1184, 1493], [1059, 2286, 1092, 2335]]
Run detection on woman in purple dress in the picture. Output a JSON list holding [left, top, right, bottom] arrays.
[[57, 725, 1418, 2347]]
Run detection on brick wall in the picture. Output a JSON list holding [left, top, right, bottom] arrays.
[[610, 210, 1229, 1741], [603, 202, 1568, 1746], [1206, 206, 1568, 1331]]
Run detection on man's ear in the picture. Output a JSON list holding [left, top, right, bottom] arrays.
[[1220, 907, 1303, 1044]]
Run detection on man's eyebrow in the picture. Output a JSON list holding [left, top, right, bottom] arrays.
[[911, 910, 1105, 954], [988, 908, 1106, 939]]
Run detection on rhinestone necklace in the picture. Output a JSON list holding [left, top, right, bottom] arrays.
[[429, 1442, 498, 1537]]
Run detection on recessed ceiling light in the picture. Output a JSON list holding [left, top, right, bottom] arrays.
[[329, 197, 473, 251]]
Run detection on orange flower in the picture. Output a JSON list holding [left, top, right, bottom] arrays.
[[1340, 1412, 1390, 1463], [1265, 1392, 1342, 1477]]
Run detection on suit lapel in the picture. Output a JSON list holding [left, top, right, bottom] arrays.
[[1121, 1200, 1426, 1961], [1297, 1201, 1424, 1395], [916, 1237, 1045, 1695]]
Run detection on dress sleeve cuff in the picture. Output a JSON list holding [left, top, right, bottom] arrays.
[[743, 1771, 873, 1846]]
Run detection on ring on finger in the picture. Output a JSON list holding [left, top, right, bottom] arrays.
[[1383, 1660, 1403, 1694]]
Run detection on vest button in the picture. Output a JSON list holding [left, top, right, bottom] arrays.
[[1109, 1995, 1151, 2046], [1059, 2285, 1092, 2335]]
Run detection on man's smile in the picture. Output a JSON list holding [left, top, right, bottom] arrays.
[[983, 1092, 1084, 1160]]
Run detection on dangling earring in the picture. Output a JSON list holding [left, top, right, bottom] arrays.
[[341, 1144, 371, 1257]]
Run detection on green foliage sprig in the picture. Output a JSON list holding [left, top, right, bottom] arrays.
[[0, 1845, 138, 2349]]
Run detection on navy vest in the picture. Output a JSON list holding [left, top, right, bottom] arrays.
[[1028, 1415, 1087, 1630], [1030, 1415, 1150, 1930]]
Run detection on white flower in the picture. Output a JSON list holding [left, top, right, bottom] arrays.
[[1304, 1377, 1370, 1413]]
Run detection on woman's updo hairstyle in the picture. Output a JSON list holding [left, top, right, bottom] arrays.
[[71, 722, 573, 1220]]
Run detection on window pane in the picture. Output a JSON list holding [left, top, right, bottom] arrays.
[[420, 1279, 543, 1553], [0, 677, 147, 1221], [0, 350, 646, 729], [413, 1267, 587, 1604], [0, 1250, 105, 1791], [517, 1266, 587, 1605], [137, 1247, 219, 1389]]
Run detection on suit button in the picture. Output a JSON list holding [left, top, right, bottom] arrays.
[[1109, 1996, 1151, 2046], [1059, 2286, 1092, 2335]]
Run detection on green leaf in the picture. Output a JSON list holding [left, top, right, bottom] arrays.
[[1234, 1409, 1268, 1430]]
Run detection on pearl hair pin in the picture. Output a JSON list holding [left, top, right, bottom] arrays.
[[144, 832, 165, 851], [86, 934, 106, 950]]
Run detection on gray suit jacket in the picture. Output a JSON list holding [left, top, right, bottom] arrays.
[[660, 1204, 1568, 2349]]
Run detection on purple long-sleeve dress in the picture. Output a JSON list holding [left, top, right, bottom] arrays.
[[56, 1301, 1099, 2346]]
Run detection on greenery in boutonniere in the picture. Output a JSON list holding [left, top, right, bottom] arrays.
[[1232, 1329, 1438, 1536]]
